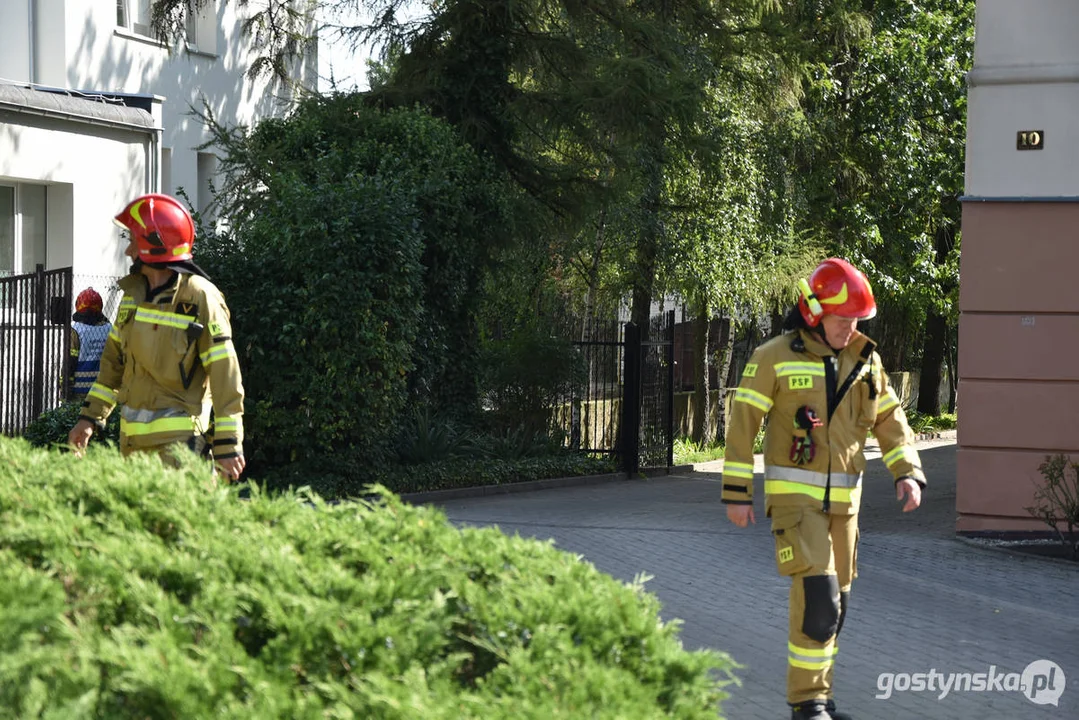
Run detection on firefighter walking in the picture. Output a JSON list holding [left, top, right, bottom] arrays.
[[67, 193, 245, 481], [722, 258, 926, 720]]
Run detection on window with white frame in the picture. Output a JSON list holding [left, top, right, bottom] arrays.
[[185, 0, 218, 55], [117, 0, 154, 38], [0, 183, 48, 277]]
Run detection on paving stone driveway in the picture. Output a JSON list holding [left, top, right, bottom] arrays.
[[424, 438, 1079, 720]]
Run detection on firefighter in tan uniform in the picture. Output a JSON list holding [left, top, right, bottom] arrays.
[[67, 194, 246, 481], [722, 258, 926, 720]]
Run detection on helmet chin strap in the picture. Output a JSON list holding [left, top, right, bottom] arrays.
[[814, 325, 841, 354]]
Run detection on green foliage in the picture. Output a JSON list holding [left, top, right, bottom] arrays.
[[0, 436, 733, 716], [1028, 455, 1079, 560], [904, 411, 957, 434], [674, 437, 725, 466], [22, 400, 120, 449], [394, 407, 468, 465], [371, 454, 618, 496], [673, 429, 765, 465], [476, 319, 587, 438], [198, 98, 512, 469]]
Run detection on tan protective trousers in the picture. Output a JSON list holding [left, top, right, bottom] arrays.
[[769, 504, 859, 705]]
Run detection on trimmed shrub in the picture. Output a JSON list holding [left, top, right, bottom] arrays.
[[0, 436, 736, 717], [370, 454, 618, 495], [198, 98, 513, 475], [22, 399, 120, 449]]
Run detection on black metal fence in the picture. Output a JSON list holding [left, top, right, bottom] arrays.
[[550, 310, 675, 474], [552, 316, 624, 458], [0, 265, 73, 435]]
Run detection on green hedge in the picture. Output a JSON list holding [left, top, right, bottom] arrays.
[[257, 450, 617, 501], [22, 400, 120, 449], [371, 455, 618, 495], [0, 437, 736, 717], [198, 98, 514, 470]]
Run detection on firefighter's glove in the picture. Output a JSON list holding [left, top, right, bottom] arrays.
[[790, 434, 815, 465]]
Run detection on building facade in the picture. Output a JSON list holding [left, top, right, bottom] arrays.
[[959, 0, 1078, 533], [0, 0, 316, 282]]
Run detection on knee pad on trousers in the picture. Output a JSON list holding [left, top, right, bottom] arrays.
[[835, 590, 850, 637], [802, 575, 840, 643]]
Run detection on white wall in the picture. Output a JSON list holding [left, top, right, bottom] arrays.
[[62, 0, 314, 208], [1, 0, 314, 214], [0, 114, 149, 275], [965, 0, 1079, 198]]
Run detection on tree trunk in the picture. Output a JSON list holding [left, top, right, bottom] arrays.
[[630, 136, 664, 340], [946, 322, 958, 414], [917, 311, 946, 415], [691, 301, 710, 445], [714, 313, 734, 443], [918, 199, 960, 415]]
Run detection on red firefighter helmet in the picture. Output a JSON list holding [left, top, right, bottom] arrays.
[[797, 258, 877, 327], [113, 193, 195, 262], [75, 287, 103, 315]]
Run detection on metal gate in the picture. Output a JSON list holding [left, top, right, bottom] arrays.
[[0, 265, 72, 435], [621, 310, 675, 474], [553, 309, 674, 474]]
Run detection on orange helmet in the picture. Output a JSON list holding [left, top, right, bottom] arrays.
[[113, 194, 195, 262], [75, 287, 103, 315], [797, 258, 877, 327]]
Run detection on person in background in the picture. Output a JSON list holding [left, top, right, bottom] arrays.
[[721, 257, 926, 720], [67, 193, 246, 481], [68, 287, 112, 399]]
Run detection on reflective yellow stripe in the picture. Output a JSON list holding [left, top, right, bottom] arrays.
[[128, 199, 148, 229], [790, 657, 834, 671], [134, 307, 192, 330], [735, 388, 773, 412], [788, 641, 837, 670], [88, 383, 116, 404], [765, 465, 862, 488], [789, 641, 837, 658], [108, 326, 121, 343], [765, 480, 859, 504], [877, 390, 899, 414], [883, 446, 915, 468], [723, 461, 754, 479], [789, 654, 835, 670], [70, 347, 79, 357], [199, 343, 235, 366], [774, 362, 826, 377], [215, 417, 240, 432], [120, 416, 195, 437]]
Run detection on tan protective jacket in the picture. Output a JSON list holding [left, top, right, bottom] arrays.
[[720, 329, 925, 515], [80, 272, 244, 457]]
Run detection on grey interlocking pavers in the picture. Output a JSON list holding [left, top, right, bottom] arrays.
[[421, 437, 1078, 720]]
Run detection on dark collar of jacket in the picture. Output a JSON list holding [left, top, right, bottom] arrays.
[[795, 328, 876, 360], [118, 271, 177, 301], [72, 311, 108, 325]]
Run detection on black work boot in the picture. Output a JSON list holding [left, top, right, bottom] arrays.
[[790, 700, 832, 720], [825, 699, 852, 720]]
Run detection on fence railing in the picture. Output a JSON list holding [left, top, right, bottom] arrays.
[[0, 265, 73, 435]]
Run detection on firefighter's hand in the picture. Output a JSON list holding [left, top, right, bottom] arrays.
[[896, 477, 922, 512], [726, 504, 756, 527], [216, 455, 246, 482], [68, 419, 95, 457]]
